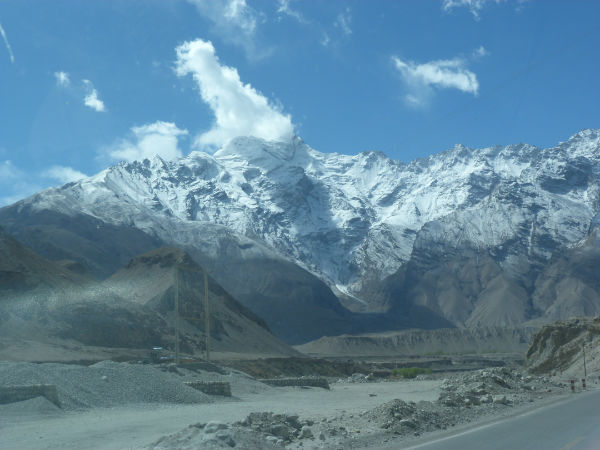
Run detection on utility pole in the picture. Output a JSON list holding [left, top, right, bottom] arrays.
[[174, 267, 180, 365], [583, 343, 587, 379], [204, 270, 210, 362]]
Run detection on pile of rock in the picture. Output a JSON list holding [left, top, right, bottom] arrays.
[[437, 367, 558, 408], [343, 372, 375, 383], [360, 366, 565, 441], [365, 399, 448, 436], [236, 412, 315, 445], [147, 420, 279, 449]]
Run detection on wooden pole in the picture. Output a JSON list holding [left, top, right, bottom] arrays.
[[583, 343, 587, 379], [174, 266, 180, 365], [204, 270, 210, 362]]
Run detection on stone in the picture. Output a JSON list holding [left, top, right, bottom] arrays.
[[480, 394, 493, 404], [399, 419, 416, 428], [215, 430, 235, 447], [492, 395, 508, 405], [299, 426, 314, 439], [204, 421, 228, 434], [269, 423, 293, 440]]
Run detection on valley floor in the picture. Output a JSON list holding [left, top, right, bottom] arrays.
[[0, 358, 583, 449]]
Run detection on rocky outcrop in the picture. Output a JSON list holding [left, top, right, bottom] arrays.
[[526, 316, 600, 375]]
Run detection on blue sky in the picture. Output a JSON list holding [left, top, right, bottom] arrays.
[[1, 0, 599, 205]]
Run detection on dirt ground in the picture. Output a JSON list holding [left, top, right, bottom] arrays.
[[0, 357, 577, 450], [0, 377, 438, 449]]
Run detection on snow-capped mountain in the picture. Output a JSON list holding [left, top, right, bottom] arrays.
[[2, 129, 600, 334]]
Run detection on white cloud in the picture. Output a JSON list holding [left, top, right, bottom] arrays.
[[0, 161, 40, 207], [0, 21, 14, 63], [54, 71, 70, 87], [473, 45, 489, 58], [334, 8, 352, 36], [187, 0, 265, 58], [83, 79, 106, 112], [43, 165, 87, 184], [0, 161, 86, 206], [442, 0, 504, 20], [277, 0, 306, 23], [108, 121, 188, 162], [392, 56, 479, 107], [175, 39, 294, 150]]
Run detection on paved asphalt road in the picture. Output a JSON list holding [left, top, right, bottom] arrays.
[[406, 390, 600, 450]]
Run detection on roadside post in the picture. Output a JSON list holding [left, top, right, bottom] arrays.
[[582, 378, 586, 390]]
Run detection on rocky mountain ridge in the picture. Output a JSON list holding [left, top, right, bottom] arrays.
[[1, 129, 599, 335]]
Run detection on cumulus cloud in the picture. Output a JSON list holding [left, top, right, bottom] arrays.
[[392, 56, 479, 107], [43, 165, 87, 184], [108, 121, 188, 162], [175, 39, 294, 150], [442, 0, 504, 20], [83, 79, 106, 112], [0, 21, 14, 63], [187, 0, 265, 58], [54, 71, 70, 87]]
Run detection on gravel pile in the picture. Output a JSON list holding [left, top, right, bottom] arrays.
[[148, 411, 355, 449], [437, 366, 561, 408], [237, 412, 310, 443], [365, 399, 448, 436], [341, 372, 375, 383], [360, 366, 565, 439], [146, 420, 280, 450], [0, 395, 63, 417], [0, 361, 212, 409]]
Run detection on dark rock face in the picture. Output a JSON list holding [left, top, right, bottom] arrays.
[[0, 207, 163, 279], [0, 229, 294, 355], [0, 210, 450, 344], [50, 302, 167, 348], [531, 229, 600, 320], [0, 225, 90, 296]]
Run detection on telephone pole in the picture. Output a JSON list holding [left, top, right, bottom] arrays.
[[583, 343, 587, 379], [204, 270, 210, 362], [174, 267, 180, 365]]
